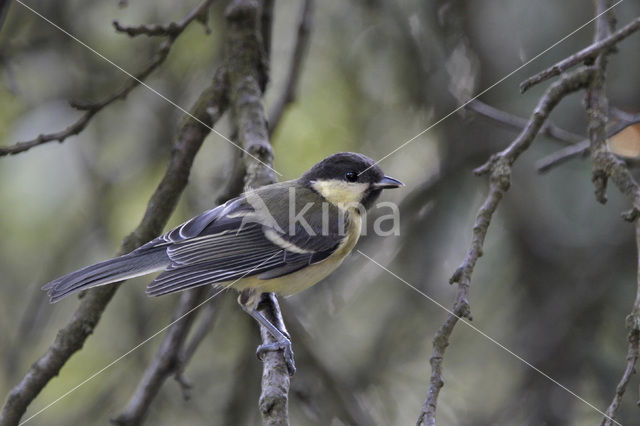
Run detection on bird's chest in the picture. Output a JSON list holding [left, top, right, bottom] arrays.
[[242, 211, 362, 296]]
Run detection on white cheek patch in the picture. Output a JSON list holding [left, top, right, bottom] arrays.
[[311, 180, 369, 207]]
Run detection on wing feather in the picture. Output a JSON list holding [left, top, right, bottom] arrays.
[[142, 184, 347, 297]]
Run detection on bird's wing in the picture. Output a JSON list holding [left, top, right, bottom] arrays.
[[145, 195, 345, 296]]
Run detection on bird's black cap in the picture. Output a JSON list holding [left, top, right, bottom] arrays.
[[300, 152, 384, 185]]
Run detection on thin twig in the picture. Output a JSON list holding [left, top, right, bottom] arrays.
[[600, 220, 640, 425], [112, 0, 213, 37], [267, 0, 314, 137], [417, 67, 595, 426], [0, 67, 229, 426], [0, 0, 214, 157], [520, 15, 640, 93]]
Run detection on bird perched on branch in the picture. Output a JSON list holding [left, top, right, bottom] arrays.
[[43, 152, 403, 374]]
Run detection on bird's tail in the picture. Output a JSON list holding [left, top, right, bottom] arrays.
[[42, 248, 170, 303]]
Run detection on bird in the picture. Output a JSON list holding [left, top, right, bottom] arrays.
[[43, 152, 403, 373]]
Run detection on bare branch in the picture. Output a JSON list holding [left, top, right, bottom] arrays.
[[268, 0, 314, 137], [417, 67, 594, 426], [520, 15, 640, 93], [586, 1, 614, 204], [600, 220, 640, 425], [0, 1, 214, 157], [0, 68, 229, 426], [0, 109, 97, 156], [112, 0, 213, 37]]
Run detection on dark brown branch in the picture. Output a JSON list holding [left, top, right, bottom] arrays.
[[0, 0, 213, 157], [267, 0, 314, 137], [113, 0, 213, 37], [466, 99, 584, 145], [520, 15, 640, 93], [112, 287, 209, 426], [417, 67, 594, 426], [600, 220, 640, 425], [0, 68, 229, 426]]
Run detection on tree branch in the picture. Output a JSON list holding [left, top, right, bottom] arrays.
[[417, 67, 595, 426], [224, 0, 290, 424], [586, 0, 614, 205], [466, 99, 584, 144], [600, 219, 640, 425], [520, 15, 640, 93], [111, 287, 209, 426], [0, 67, 229, 426], [112, 0, 213, 38], [0, 0, 214, 157]]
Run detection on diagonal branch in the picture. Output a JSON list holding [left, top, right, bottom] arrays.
[[0, 67, 229, 426], [520, 15, 640, 93], [111, 112, 245, 426], [111, 287, 209, 426], [0, 0, 214, 157], [417, 67, 595, 426], [112, 0, 213, 38], [466, 99, 584, 145]]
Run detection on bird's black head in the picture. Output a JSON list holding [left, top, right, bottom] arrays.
[[301, 152, 403, 210]]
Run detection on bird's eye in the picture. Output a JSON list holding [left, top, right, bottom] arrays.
[[345, 171, 358, 182]]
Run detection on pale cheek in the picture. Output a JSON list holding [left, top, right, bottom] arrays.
[[311, 181, 369, 206]]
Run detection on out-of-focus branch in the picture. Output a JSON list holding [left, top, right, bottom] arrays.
[[536, 141, 590, 173], [467, 99, 584, 145], [112, 287, 209, 426], [600, 220, 640, 426], [0, 0, 214, 157], [520, 15, 640, 93], [112, 0, 213, 37], [417, 67, 594, 426], [224, 0, 289, 424], [0, 67, 229, 426], [268, 0, 314, 137]]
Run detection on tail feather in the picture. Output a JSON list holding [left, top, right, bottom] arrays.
[[43, 248, 170, 303]]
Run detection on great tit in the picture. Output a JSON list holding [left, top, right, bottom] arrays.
[[43, 152, 403, 372]]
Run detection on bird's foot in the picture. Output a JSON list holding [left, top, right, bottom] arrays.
[[256, 340, 296, 376]]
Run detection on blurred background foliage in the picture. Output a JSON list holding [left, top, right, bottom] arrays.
[[2, 0, 640, 425]]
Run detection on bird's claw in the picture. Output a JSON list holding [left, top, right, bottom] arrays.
[[256, 340, 296, 376]]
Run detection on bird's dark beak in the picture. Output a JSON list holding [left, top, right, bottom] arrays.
[[374, 175, 404, 189]]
